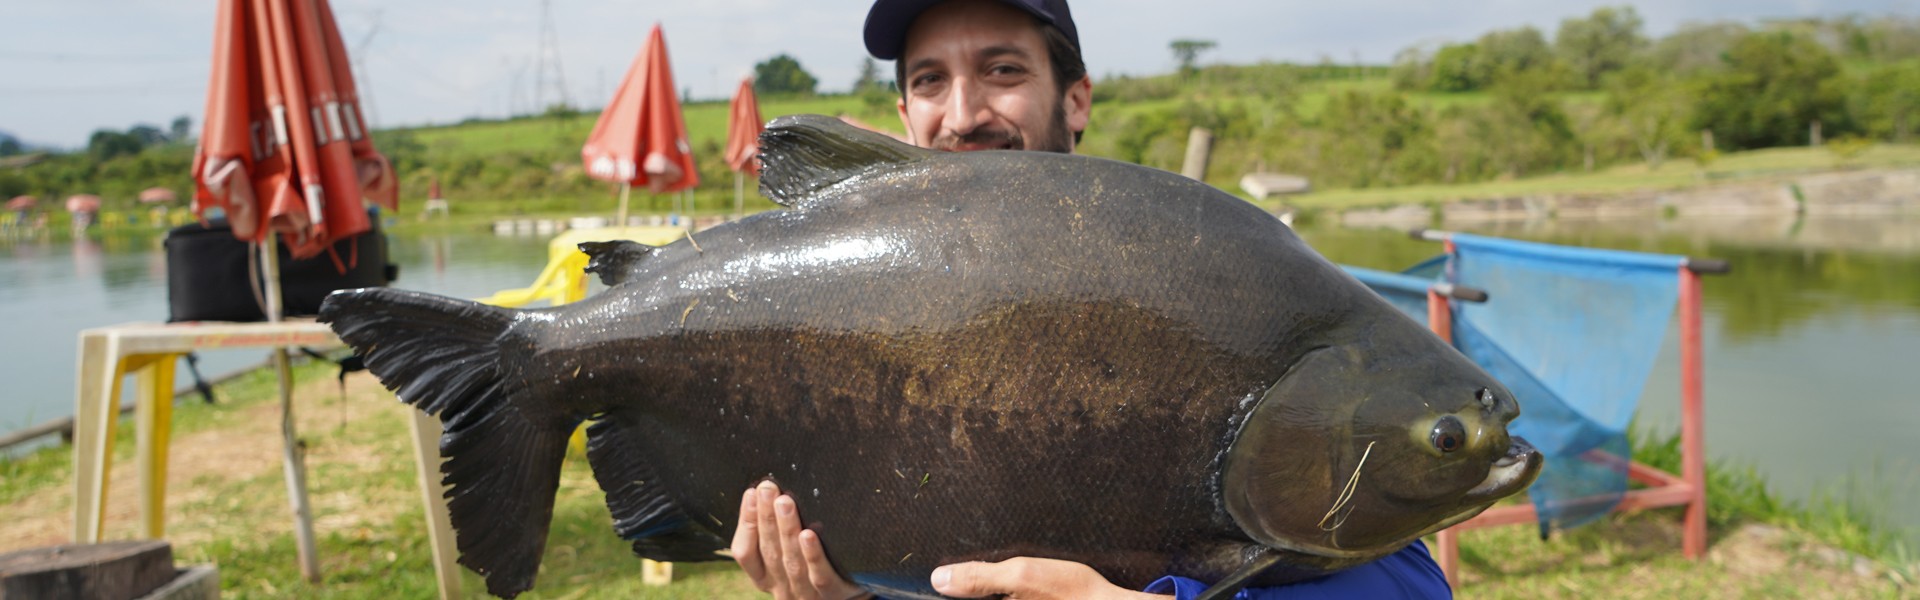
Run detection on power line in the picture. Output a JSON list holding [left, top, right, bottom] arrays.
[[0, 80, 200, 95], [0, 51, 202, 63], [532, 0, 570, 110], [351, 9, 385, 130]]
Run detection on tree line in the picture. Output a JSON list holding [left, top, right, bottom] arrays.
[[8, 9, 1920, 212], [1078, 10, 1920, 189]]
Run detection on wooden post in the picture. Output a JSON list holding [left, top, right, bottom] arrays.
[[615, 182, 632, 230], [261, 237, 321, 583], [1426, 288, 1461, 588], [1679, 267, 1708, 560], [1810, 120, 1822, 147], [407, 411, 463, 600], [642, 559, 674, 586], [1180, 127, 1214, 182]]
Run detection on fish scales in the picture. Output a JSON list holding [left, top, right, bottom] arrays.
[[321, 115, 1541, 599]]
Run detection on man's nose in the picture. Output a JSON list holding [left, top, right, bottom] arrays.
[[942, 76, 991, 136]]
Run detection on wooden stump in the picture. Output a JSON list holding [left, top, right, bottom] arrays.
[[0, 541, 175, 600]]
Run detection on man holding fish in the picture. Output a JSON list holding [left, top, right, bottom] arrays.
[[729, 1, 1455, 598]]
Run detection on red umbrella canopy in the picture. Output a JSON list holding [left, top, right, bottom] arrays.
[[192, 0, 398, 259], [582, 24, 698, 193], [66, 194, 103, 213], [139, 187, 179, 204], [723, 76, 764, 176], [6, 196, 36, 211]]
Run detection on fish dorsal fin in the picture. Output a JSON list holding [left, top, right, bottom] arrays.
[[757, 114, 930, 208], [580, 240, 656, 286]]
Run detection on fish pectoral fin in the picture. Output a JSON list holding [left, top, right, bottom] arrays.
[[757, 114, 930, 209], [586, 417, 730, 562], [580, 240, 657, 286]]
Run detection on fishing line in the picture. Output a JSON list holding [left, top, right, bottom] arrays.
[[1318, 441, 1374, 531]]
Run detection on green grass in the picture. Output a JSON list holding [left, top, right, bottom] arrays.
[[1273, 143, 1920, 210], [409, 95, 896, 164]]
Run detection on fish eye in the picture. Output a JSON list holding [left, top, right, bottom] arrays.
[[1431, 416, 1466, 454]]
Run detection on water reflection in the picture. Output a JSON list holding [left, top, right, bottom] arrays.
[[1305, 216, 1920, 343]]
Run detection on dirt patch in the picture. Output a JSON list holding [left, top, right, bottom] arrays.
[[0, 371, 419, 552]]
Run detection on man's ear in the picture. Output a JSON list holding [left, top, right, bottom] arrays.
[[897, 96, 919, 147], [1063, 75, 1092, 138]]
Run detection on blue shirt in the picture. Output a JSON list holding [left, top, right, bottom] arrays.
[[1142, 541, 1451, 600]]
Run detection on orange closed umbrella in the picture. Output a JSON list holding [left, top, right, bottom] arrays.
[[582, 24, 698, 227], [723, 77, 763, 218], [723, 76, 763, 176], [192, 0, 396, 260], [185, 0, 400, 582]]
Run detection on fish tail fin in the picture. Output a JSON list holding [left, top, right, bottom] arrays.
[[319, 289, 572, 598], [585, 416, 729, 562]]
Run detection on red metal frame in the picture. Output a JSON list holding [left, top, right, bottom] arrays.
[[1426, 264, 1709, 587]]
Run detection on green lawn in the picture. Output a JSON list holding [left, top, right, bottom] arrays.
[[1274, 143, 1920, 210]]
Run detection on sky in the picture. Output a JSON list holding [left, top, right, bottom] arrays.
[[3, 0, 1917, 149]]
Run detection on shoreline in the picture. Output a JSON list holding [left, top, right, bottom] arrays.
[[1325, 168, 1920, 229]]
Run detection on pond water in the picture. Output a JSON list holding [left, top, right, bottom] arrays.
[[0, 228, 552, 445], [2, 215, 1915, 549]]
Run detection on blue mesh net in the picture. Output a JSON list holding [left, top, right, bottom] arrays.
[[1347, 233, 1684, 533]]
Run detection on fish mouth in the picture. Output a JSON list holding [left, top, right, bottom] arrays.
[[1415, 437, 1544, 536], [1462, 436, 1542, 502]]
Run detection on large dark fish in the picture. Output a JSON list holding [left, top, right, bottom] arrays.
[[319, 115, 1542, 599]]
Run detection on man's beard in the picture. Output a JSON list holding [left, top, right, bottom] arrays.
[[931, 101, 1074, 154]]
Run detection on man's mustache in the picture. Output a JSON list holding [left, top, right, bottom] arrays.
[[933, 128, 1023, 151]]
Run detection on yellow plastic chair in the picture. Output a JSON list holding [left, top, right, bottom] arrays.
[[473, 225, 687, 585], [475, 226, 686, 308]]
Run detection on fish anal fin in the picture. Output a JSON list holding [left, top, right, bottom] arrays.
[[757, 114, 929, 209], [580, 240, 656, 286], [586, 417, 729, 562], [443, 400, 572, 597]]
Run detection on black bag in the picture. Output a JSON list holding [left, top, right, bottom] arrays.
[[164, 216, 397, 322]]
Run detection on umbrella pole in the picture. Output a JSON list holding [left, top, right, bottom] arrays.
[[615, 182, 632, 230], [687, 189, 696, 231], [734, 172, 744, 218], [260, 236, 322, 583]]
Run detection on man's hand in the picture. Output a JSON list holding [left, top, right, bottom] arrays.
[[931, 558, 1169, 600], [730, 481, 872, 600]]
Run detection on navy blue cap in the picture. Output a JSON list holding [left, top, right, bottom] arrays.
[[864, 0, 1079, 61]]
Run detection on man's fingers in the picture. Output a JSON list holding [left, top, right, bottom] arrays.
[[731, 488, 768, 585], [754, 481, 792, 589], [774, 494, 819, 599], [931, 560, 1028, 598], [797, 529, 841, 592]]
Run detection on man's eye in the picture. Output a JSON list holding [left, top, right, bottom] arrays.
[[911, 73, 944, 89], [988, 65, 1025, 77]]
